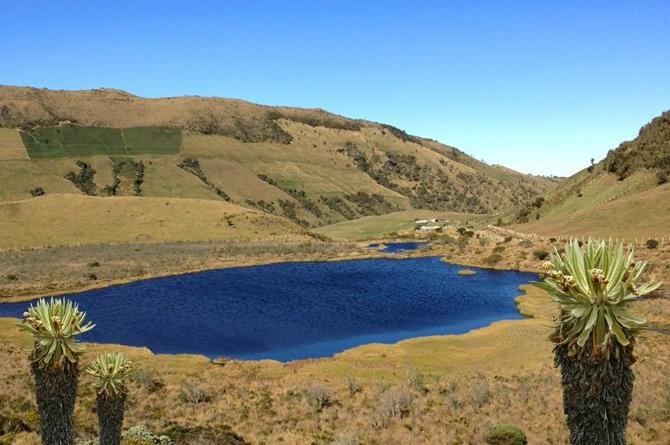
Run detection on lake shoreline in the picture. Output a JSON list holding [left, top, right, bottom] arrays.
[[0, 238, 543, 303]]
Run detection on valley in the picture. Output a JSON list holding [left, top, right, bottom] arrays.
[[0, 87, 668, 445]]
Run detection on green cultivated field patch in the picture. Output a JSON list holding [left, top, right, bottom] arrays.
[[20, 125, 181, 158], [121, 127, 182, 154]]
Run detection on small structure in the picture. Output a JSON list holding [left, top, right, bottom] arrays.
[[419, 225, 441, 231], [415, 218, 440, 224]]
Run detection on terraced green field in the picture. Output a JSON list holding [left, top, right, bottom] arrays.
[[19, 126, 181, 158]]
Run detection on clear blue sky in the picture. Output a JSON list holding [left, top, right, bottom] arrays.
[[2, 1, 669, 176]]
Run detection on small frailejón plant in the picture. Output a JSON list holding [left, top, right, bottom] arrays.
[[20, 298, 95, 445], [534, 239, 661, 445], [86, 352, 133, 445]]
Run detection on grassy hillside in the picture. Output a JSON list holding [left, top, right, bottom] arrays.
[[0, 194, 308, 249], [316, 209, 485, 241], [509, 110, 670, 241], [0, 128, 27, 160], [512, 179, 670, 241], [0, 86, 556, 229], [604, 110, 670, 183]]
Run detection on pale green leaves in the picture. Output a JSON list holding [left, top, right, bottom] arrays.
[[20, 298, 95, 369], [86, 352, 133, 397], [532, 239, 662, 354]]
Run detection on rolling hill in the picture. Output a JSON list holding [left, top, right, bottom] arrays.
[[0, 86, 556, 239], [510, 110, 670, 241]]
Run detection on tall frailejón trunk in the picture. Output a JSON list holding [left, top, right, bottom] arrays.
[[554, 342, 635, 445], [31, 360, 78, 445], [97, 392, 127, 445]]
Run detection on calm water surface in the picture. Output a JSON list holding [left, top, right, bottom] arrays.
[[367, 241, 429, 253], [0, 257, 536, 361]]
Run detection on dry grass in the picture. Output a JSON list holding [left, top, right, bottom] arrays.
[[0, 239, 361, 302], [512, 181, 670, 241], [0, 194, 307, 249], [0, 128, 27, 160]]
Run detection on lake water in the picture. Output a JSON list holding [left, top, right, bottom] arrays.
[[0, 257, 536, 361], [367, 241, 429, 253]]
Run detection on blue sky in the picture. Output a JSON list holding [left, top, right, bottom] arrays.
[[2, 1, 669, 176]]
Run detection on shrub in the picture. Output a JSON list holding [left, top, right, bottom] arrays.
[[549, 237, 557, 243], [373, 388, 413, 427], [129, 370, 165, 394], [330, 433, 359, 445], [405, 365, 427, 394], [305, 384, 333, 412], [160, 422, 248, 445], [503, 236, 513, 243], [533, 250, 549, 260], [646, 239, 659, 249], [87, 261, 100, 268], [485, 424, 528, 445], [85, 272, 97, 280], [30, 186, 45, 197], [5, 274, 17, 281], [122, 424, 173, 445], [178, 379, 211, 404], [64, 160, 97, 195], [346, 376, 361, 396], [493, 245, 505, 253], [483, 253, 503, 266], [470, 381, 492, 408], [518, 240, 534, 248]]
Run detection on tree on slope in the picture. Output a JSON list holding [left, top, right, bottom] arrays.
[[20, 299, 95, 445], [86, 352, 133, 445], [534, 239, 661, 444]]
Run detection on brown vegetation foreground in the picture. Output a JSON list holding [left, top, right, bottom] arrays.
[[0, 234, 668, 444]]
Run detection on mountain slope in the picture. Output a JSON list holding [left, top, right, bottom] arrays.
[[0, 86, 556, 232], [510, 110, 670, 240]]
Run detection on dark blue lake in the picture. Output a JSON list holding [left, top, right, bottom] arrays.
[[0, 257, 535, 361], [367, 241, 430, 253]]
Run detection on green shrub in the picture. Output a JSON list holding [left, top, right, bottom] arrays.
[[64, 160, 97, 195], [646, 239, 659, 249], [5, 274, 17, 281], [85, 272, 97, 280], [87, 261, 100, 268], [30, 187, 45, 197], [503, 236, 513, 243], [178, 158, 230, 201], [533, 250, 550, 260], [485, 423, 527, 445], [483, 253, 503, 266]]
